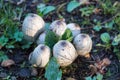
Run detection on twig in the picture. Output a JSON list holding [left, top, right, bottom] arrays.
[[101, 13, 119, 25], [81, 26, 93, 30], [56, 2, 67, 18]]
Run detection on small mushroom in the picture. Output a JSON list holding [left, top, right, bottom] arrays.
[[49, 19, 67, 36], [73, 34, 92, 57], [22, 13, 45, 42], [29, 44, 50, 67], [53, 40, 78, 66], [67, 23, 81, 37], [36, 32, 46, 45]]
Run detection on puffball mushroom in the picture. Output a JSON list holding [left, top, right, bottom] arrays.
[[37, 32, 46, 45], [29, 44, 50, 67], [53, 40, 77, 66], [49, 19, 67, 36], [22, 13, 45, 42], [67, 23, 81, 37], [73, 34, 92, 57]]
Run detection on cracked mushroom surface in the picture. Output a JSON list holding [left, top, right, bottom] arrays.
[[49, 19, 67, 36], [22, 13, 45, 42], [67, 23, 81, 37], [29, 44, 50, 67], [73, 34, 92, 57], [53, 40, 78, 66]]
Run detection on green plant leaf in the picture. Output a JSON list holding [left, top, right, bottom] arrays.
[[93, 76, 97, 80], [80, 6, 94, 17], [112, 34, 120, 45], [45, 57, 62, 80], [37, 3, 55, 16], [14, 31, 23, 42], [37, 3, 47, 16], [0, 36, 8, 46], [93, 26, 102, 32], [104, 20, 114, 29], [6, 44, 15, 48], [85, 74, 103, 80], [105, 69, 111, 77], [0, 51, 9, 62], [45, 30, 59, 50], [100, 32, 110, 43], [67, 0, 80, 12], [96, 73, 103, 80], [5, 26, 19, 39], [21, 41, 33, 49], [61, 29, 73, 42], [43, 6, 55, 15], [37, 3, 46, 13], [38, 3, 46, 10], [85, 76, 93, 80]]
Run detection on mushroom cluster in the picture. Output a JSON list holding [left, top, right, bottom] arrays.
[[22, 13, 92, 67]]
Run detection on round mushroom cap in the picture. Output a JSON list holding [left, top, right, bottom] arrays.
[[37, 32, 46, 45], [53, 40, 78, 66], [29, 44, 50, 67], [22, 13, 45, 42], [49, 19, 67, 36], [67, 23, 81, 37], [73, 34, 92, 56]]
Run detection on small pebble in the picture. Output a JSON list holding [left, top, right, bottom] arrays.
[[17, 68, 31, 77], [31, 68, 38, 76]]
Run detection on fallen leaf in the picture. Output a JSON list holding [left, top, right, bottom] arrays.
[[93, 8, 101, 14], [102, 58, 111, 66], [89, 65, 97, 76], [93, 58, 111, 74], [1, 59, 15, 67]]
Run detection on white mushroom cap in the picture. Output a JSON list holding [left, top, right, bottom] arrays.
[[67, 23, 81, 37], [22, 13, 45, 42], [73, 34, 92, 56], [49, 19, 67, 36], [29, 44, 50, 67], [36, 32, 46, 45], [53, 40, 78, 66]]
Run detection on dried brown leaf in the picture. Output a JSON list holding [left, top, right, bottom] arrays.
[[1, 59, 15, 67], [93, 8, 101, 14], [102, 58, 111, 66], [89, 65, 97, 76]]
